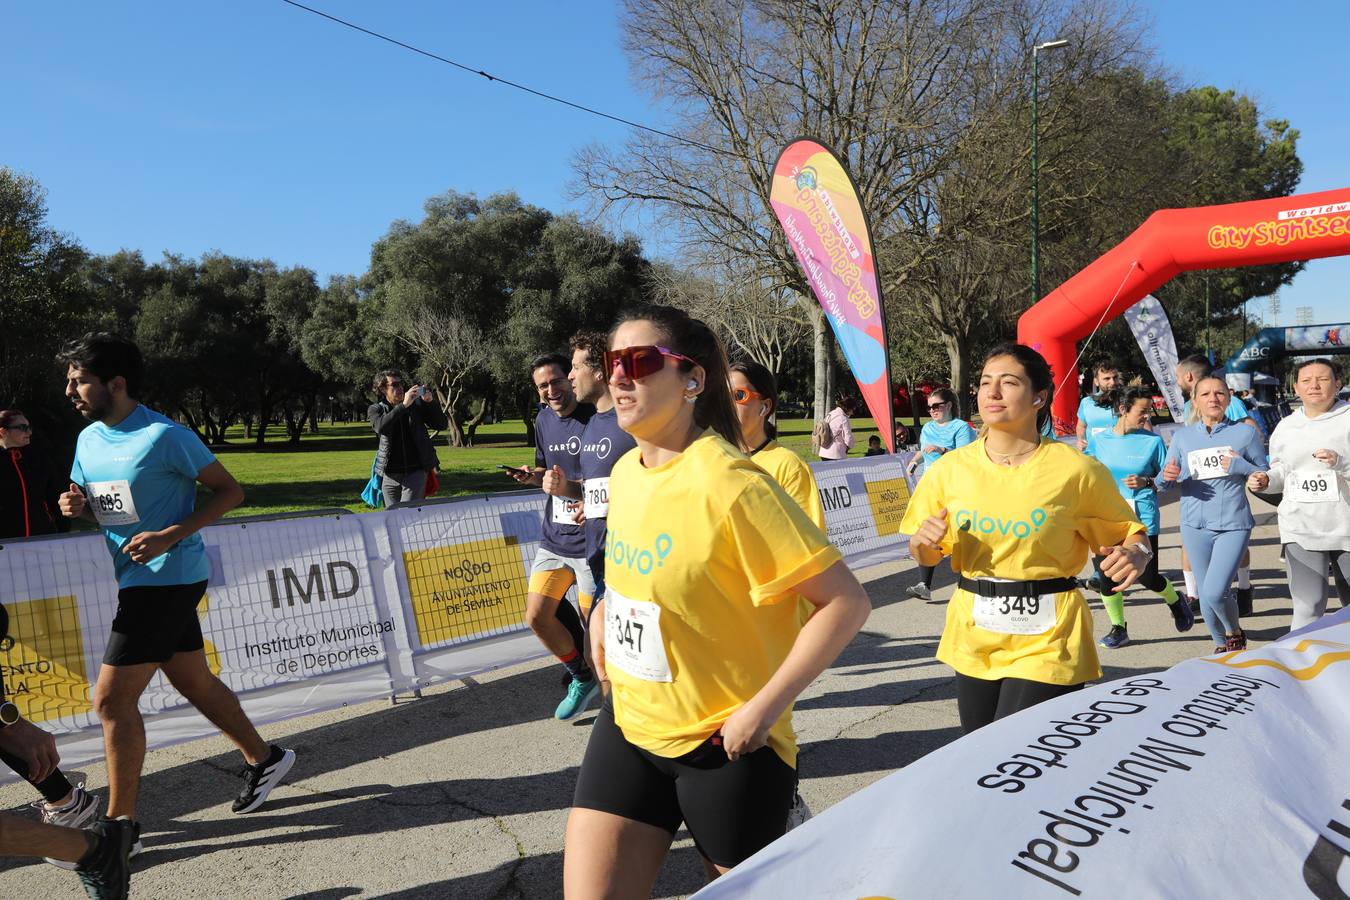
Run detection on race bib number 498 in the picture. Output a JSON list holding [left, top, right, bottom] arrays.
[[86, 480, 140, 526], [604, 588, 672, 682], [1187, 446, 1233, 481]]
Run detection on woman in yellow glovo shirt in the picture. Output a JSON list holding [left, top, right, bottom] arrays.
[[899, 343, 1151, 733], [564, 306, 871, 898], [730, 360, 827, 530]]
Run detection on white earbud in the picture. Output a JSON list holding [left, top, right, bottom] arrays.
[[687, 379, 698, 390], [760, 405, 769, 417], [1033, 398, 1043, 407]]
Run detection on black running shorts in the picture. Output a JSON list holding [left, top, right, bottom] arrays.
[[572, 700, 796, 868], [103, 580, 208, 666]]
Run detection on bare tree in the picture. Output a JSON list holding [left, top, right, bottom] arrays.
[[647, 257, 810, 374], [377, 298, 494, 448]]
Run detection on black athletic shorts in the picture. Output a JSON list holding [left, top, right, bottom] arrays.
[[572, 700, 796, 868], [103, 580, 208, 666]]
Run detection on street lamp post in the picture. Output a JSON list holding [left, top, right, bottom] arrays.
[[1031, 38, 1069, 303]]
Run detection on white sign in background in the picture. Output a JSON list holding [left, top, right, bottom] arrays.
[[696, 609, 1350, 900], [0, 454, 914, 773]]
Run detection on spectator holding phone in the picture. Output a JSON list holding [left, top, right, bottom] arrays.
[[368, 369, 448, 508]]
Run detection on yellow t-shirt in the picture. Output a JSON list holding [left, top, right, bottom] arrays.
[[898, 436, 1144, 685], [604, 433, 841, 767], [751, 441, 827, 530], [751, 440, 827, 629]]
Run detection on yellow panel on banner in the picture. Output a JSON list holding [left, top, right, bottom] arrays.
[[403, 536, 529, 648], [0, 594, 91, 723], [864, 477, 911, 537]]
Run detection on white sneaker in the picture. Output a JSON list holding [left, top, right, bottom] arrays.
[[906, 583, 932, 602], [37, 784, 102, 869], [786, 791, 813, 830]]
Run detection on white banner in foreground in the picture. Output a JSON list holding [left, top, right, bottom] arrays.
[[1122, 294, 1185, 422], [0, 453, 915, 773], [697, 609, 1350, 899]]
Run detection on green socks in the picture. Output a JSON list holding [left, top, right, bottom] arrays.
[[1102, 592, 1126, 628], [1159, 578, 1179, 606]]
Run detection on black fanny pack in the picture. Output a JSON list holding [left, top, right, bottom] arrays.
[[958, 576, 1078, 597]]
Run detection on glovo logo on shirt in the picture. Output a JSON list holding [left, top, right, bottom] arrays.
[[1203, 638, 1350, 681], [953, 507, 1048, 540], [606, 529, 674, 575]]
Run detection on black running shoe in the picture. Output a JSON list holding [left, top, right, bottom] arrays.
[[75, 816, 138, 900], [232, 745, 296, 814]]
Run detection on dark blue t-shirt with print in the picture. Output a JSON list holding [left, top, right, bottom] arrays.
[[534, 403, 594, 557], [577, 407, 638, 589]]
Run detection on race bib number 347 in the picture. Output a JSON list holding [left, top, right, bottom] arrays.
[[604, 588, 672, 682], [86, 480, 140, 526]]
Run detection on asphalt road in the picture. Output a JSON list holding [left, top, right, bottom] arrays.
[[1, 498, 1303, 899]]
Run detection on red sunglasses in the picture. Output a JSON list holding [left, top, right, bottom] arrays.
[[604, 345, 698, 380]]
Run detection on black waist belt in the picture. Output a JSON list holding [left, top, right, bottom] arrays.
[[958, 576, 1078, 598]]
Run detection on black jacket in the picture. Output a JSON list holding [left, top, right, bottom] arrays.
[[1, 446, 69, 539], [368, 399, 448, 476]]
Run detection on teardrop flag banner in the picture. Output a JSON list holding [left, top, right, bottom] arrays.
[[771, 138, 896, 452]]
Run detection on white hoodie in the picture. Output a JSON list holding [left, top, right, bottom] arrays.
[[1265, 400, 1350, 550]]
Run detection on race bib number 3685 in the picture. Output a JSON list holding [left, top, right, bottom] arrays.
[[604, 588, 672, 682], [86, 480, 140, 526]]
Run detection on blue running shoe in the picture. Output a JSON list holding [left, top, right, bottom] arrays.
[[1098, 625, 1130, 649], [555, 677, 599, 721], [1169, 596, 1195, 632]]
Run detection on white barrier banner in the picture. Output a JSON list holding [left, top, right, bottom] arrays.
[[0, 449, 914, 771], [696, 609, 1350, 899]]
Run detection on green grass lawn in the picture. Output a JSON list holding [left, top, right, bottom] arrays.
[[202, 415, 906, 518]]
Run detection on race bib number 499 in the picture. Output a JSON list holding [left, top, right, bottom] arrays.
[[604, 588, 672, 682], [1286, 470, 1340, 504], [86, 480, 140, 526]]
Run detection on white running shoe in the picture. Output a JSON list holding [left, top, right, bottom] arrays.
[[38, 783, 102, 869], [905, 583, 932, 602]]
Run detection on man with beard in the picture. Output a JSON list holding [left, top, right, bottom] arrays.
[[504, 353, 597, 720], [57, 334, 294, 854]]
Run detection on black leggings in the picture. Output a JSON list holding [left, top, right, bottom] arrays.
[[955, 673, 1083, 734], [0, 748, 73, 803], [1093, 534, 1167, 593], [918, 564, 936, 588]]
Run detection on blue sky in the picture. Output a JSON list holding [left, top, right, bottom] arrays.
[[3, 1, 1346, 326]]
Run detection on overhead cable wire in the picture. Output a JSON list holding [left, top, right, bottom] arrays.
[[279, 0, 737, 159]]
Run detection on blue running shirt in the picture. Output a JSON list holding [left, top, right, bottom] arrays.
[[1077, 395, 1118, 454], [70, 405, 217, 588], [1087, 430, 1166, 534], [534, 403, 594, 558], [578, 407, 638, 590], [919, 418, 977, 466]]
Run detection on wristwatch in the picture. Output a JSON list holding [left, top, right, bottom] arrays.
[[0, 701, 19, 727], [1131, 541, 1154, 560]]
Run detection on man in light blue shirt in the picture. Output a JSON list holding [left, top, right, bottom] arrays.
[[57, 334, 295, 845], [1075, 360, 1120, 453]]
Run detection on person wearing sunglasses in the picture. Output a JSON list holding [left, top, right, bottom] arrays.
[[565, 306, 870, 896], [903, 389, 975, 601], [1, 410, 70, 540], [729, 360, 826, 531]]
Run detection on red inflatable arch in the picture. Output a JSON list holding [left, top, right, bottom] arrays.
[[1018, 187, 1350, 432]]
